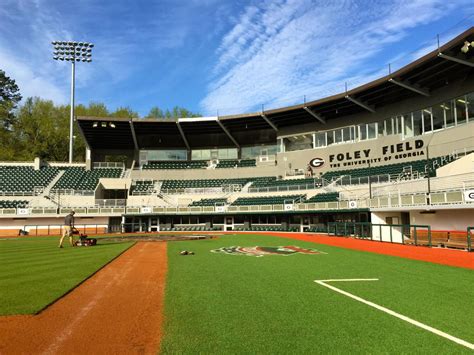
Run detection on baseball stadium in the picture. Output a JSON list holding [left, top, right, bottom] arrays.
[[1, 24, 474, 354]]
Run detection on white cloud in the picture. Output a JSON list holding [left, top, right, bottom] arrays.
[[0, 0, 73, 103], [201, 0, 471, 115], [0, 47, 68, 103]]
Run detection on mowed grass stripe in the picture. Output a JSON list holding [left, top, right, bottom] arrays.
[[0, 237, 133, 315], [161, 234, 474, 354]]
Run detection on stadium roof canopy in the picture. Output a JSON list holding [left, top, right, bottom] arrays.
[[78, 27, 474, 150]]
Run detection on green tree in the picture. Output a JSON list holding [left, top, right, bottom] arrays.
[[0, 69, 22, 129], [146, 106, 165, 118], [75, 102, 110, 117], [110, 106, 138, 118], [15, 97, 69, 161], [148, 106, 201, 119], [0, 70, 22, 160]]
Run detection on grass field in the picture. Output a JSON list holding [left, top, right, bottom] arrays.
[[0, 237, 133, 315], [1, 233, 473, 353], [161, 234, 474, 354]]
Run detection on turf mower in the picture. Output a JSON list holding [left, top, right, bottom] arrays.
[[72, 228, 97, 246]]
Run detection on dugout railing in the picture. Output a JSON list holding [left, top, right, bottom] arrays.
[[327, 222, 429, 245], [468, 226, 473, 252], [326, 222, 474, 251]]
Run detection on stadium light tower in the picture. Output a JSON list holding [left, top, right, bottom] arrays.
[[51, 41, 94, 163]]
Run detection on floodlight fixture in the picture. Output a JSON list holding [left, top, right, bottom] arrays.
[[51, 40, 94, 163], [92, 122, 98, 128], [461, 40, 474, 54]]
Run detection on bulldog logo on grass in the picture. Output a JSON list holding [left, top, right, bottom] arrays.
[[211, 246, 324, 257]]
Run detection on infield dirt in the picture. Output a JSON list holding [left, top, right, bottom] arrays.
[[0, 242, 167, 354]]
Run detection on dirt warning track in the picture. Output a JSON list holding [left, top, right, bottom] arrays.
[[0, 242, 167, 355]]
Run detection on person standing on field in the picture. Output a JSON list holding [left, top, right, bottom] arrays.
[[59, 211, 75, 248]]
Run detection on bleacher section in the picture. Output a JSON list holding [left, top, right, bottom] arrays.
[[161, 177, 275, 190], [0, 166, 59, 193], [0, 200, 28, 208], [189, 198, 228, 207], [53, 167, 122, 191], [252, 177, 322, 188], [322, 157, 448, 182], [231, 194, 305, 206], [142, 161, 208, 169], [216, 159, 256, 168], [131, 180, 155, 195], [305, 192, 339, 203]]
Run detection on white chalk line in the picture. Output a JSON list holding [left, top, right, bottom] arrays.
[[314, 278, 474, 351]]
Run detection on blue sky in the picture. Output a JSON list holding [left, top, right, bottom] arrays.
[[1, 0, 473, 117]]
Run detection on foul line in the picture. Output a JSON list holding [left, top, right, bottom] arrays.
[[314, 279, 474, 351]]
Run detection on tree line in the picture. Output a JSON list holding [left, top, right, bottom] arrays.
[[0, 69, 201, 162]]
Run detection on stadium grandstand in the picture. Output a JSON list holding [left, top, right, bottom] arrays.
[[0, 27, 473, 249]]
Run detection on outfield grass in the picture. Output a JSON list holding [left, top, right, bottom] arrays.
[[0, 237, 133, 315], [161, 234, 474, 354]]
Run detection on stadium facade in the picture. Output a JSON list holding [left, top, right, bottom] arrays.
[[0, 27, 473, 246]]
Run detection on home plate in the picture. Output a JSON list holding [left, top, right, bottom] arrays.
[[314, 278, 474, 351]]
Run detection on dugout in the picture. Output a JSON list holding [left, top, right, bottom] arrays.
[[122, 210, 369, 233]]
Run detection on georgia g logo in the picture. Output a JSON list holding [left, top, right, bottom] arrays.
[[309, 158, 324, 168]]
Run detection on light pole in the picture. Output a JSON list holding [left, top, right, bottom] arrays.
[[52, 41, 94, 163]]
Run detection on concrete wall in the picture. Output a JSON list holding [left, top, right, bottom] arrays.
[[370, 211, 404, 243], [131, 165, 280, 180], [437, 153, 474, 177], [410, 209, 473, 231], [99, 178, 131, 189], [57, 195, 96, 207], [277, 122, 474, 175], [0, 216, 109, 237]]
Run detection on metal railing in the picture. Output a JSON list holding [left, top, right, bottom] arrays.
[[369, 188, 474, 208], [93, 162, 125, 169], [0, 191, 34, 197], [248, 180, 324, 193], [95, 199, 127, 207], [0, 200, 357, 217], [0, 186, 472, 217], [372, 172, 474, 198], [50, 189, 95, 196], [160, 187, 226, 195], [327, 222, 431, 245], [468, 226, 473, 252], [327, 222, 473, 250]]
